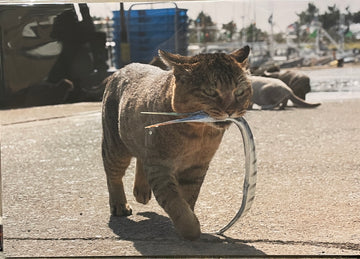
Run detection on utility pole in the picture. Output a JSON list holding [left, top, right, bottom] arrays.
[[315, 25, 320, 55], [120, 2, 130, 66], [241, 15, 245, 45], [339, 13, 345, 53], [268, 13, 274, 59]]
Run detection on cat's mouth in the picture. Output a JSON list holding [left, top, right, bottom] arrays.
[[141, 110, 243, 129], [212, 121, 232, 129]]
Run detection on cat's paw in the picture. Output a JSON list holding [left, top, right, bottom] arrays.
[[110, 203, 132, 217], [133, 185, 152, 204], [174, 210, 201, 240]]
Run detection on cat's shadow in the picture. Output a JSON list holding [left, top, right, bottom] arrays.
[[109, 211, 266, 256]]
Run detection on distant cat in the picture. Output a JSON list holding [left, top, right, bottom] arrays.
[[250, 76, 320, 110], [263, 70, 311, 100], [101, 46, 252, 240]]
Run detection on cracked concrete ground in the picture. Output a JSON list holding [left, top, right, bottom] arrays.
[[1, 97, 360, 257]]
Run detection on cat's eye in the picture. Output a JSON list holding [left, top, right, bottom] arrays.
[[234, 88, 245, 97], [204, 87, 218, 97]]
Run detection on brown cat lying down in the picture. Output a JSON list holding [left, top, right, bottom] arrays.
[[263, 70, 311, 100], [101, 46, 252, 240], [250, 76, 320, 110]]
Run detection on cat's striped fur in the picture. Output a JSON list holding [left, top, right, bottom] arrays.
[[101, 46, 251, 240]]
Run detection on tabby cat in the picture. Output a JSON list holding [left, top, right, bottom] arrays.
[[250, 76, 320, 109], [101, 46, 252, 240], [263, 70, 311, 100]]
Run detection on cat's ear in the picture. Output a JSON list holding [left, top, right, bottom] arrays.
[[230, 45, 250, 67], [158, 49, 194, 68]]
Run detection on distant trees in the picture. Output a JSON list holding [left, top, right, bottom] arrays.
[[239, 23, 267, 42], [188, 4, 360, 45], [273, 32, 286, 43], [297, 3, 319, 26], [189, 11, 217, 43], [296, 3, 359, 42], [222, 21, 237, 41], [189, 10, 268, 44], [353, 11, 360, 23], [320, 5, 341, 30]]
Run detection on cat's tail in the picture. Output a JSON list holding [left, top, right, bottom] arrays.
[[289, 93, 321, 108]]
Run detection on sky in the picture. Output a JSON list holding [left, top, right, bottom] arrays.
[[88, 0, 360, 33]]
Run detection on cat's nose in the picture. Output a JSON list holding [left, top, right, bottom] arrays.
[[221, 94, 235, 110]]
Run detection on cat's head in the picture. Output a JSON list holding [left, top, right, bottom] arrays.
[[159, 46, 252, 122]]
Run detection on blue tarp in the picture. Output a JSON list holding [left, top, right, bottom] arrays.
[[113, 8, 188, 68]]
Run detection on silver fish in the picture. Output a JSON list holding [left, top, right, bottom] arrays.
[[141, 111, 257, 235], [141, 111, 218, 128]]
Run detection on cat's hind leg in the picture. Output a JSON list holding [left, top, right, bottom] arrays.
[[102, 84, 133, 216], [279, 98, 289, 110], [145, 164, 201, 240], [133, 159, 152, 204], [102, 142, 132, 216], [102, 121, 133, 216]]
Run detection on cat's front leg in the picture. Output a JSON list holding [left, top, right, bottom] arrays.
[[145, 164, 201, 240], [177, 164, 208, 211]]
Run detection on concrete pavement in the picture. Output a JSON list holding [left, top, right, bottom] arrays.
[[1, 98, 360, 257]]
